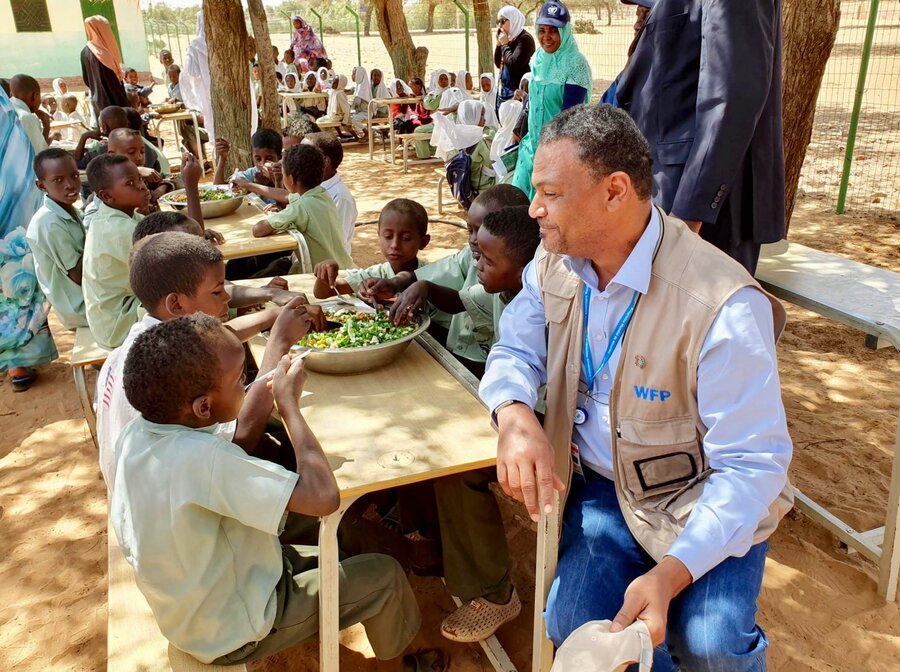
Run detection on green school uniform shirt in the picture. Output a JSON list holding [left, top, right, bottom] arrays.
[[83, 201, 143, 349], [266, 187, 354, 268], [25, 195, 89, 330], [415, 246, 488, 362], [110, 417, 297, 663], [459, 283, 511, 348]]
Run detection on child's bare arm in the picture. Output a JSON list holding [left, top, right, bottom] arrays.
[[313, 260, 352, 298], [252, 219, 276, 237], [67, 257, 84, 286], [213, 137, 230, 185], [233, 177, 290, 206], [181, 152, 206, 229], [272, 355, 340, 517], [74, 129, 102, 163], [389, 280, 463, 324], [225, 307, 280, 341], [227, 283, 308, 308]]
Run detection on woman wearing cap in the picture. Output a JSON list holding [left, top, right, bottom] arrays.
[[494, 6, 535, 111], [511, 0, 591, 199]]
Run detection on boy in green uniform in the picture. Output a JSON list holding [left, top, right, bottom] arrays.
[[311, 198, 430, 299], [252, 144, 354, 269], [82, 154, 149, 349], [111, 315, 425, 665], [26, 148, 89, 330]]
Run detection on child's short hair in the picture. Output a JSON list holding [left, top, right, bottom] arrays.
[[285, 49, 295, 58], [123, 314, 229, 424], [33, 147, 74, 179], [133, 211, 202, 243], [159, 49, 171, 59], [482, 205, 541, 267], [0, 78, 9, 96], [109, 127, 142, 147], [129, 232, 224, 310], [87, 153, 130, 194], [381, 199, 428, 238], [303, 131, 343, 170], [125, 108, 144, 131], [472, 184, 530, 212], [167, 64, 181, 74], [283, 116, 320, 144], [282, 144, 324, 189], [99, 105, 129, 130], [251, 127, 283, 156], [124, 67, 137, 76], [10, 73, 40, 98]]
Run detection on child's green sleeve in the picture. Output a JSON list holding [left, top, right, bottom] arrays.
[[267, 198, 308, 233], [415, 248, 473, 291]]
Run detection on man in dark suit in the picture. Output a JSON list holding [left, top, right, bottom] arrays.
[[614, 0, 784, 274]]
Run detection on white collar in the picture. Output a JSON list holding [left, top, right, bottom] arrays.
[[565, 206, 660, 295], [321, 173, 343, 189]]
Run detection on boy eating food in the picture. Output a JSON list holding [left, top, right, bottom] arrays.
[[112, 314, 423, 665], [312, 198, 430, 299], [107, 127, 175, 214], [82, 153, 149, 349], [251, 144, 353, 269], [214, 129, 284, 207], [26, 148, 89, 330]]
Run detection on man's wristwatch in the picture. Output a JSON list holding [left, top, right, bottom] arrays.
[[491, 399, 524, 427]]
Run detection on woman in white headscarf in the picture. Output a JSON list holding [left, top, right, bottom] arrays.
[[494, 5, 535, 109], [431, 99, 495, 193], [479, 73, 499, 129], [181, 12, 257, 145]]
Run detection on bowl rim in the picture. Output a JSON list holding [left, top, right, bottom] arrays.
[[291, 312, 431, 355], [159, 186, 247, 207]]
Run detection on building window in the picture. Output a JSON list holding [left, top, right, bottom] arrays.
[[11, 0, 52, 33]]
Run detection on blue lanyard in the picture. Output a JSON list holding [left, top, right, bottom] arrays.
[[581, 285, 639, 389]]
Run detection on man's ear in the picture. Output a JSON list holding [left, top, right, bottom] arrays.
[[606, 171, 631, 212], [419, 233, 431, 250], [191, 394, 212, 420]]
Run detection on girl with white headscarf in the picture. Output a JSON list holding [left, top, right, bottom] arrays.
[[455, 70, 474, 93], [316, 66, 331, 89], [490, 99, 523, 161], [320, 74, 352, 128], [431, 99, 496, 192], [279, 71, 302, 114], [390, 79, 416, 132], [494, 5, 535, 109], [412, 69, 451, 159], [479, 73, 499, 128], [350, 66, 374, 134]]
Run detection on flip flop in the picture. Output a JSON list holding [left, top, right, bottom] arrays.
[[11, 368, 37, 393], [550, 619, 653, 672], [402, 648, 449, 672]]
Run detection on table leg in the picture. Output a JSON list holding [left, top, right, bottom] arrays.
[[403, 140, 409, 174], [878, 414, 900, 600], [73, 365, 98, 450], [282, 97, 288, 127], [191, 111, 202, 162], [319, 495, 360, 672], [154, 119, 164, 150], [367, 103, 375, 160], [532, 494, 560, 672], [389, 110, 397, 164]]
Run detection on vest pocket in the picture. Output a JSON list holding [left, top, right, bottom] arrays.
[[617, 418, 704, 502]]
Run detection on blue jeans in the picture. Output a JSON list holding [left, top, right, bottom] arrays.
[[545, 470, 768, 672]]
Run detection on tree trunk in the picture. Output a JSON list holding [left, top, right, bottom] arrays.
[[782, 0, 841, 231], [363, 3, 373, 36], [247, 0, 280, 131], [203, 0, 252, 176], [373, 0, 429, 80], [425, 0, 438, 34], [473, 0, 493, 77]]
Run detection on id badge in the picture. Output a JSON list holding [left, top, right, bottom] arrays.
[[570, 442, 584, 477]]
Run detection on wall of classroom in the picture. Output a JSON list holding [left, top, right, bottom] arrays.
[[0, 0, 149, 79]]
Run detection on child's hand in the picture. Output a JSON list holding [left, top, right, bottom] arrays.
[[83, 129, 103, 141], [389, 281, 428, 325], [266, 276, 290, 291], [263, 203, 281, 214], [272, 354, 307, 407], [231, 175, 251, 190], [204, 229, 225, 245], [358, 277, 397, 303], [314, 261, 340, 289], [270, 298, 326, 348], [138, 166, 163, 181], [268, 161, 283, 187], [181, 152, 203, 188], [215, 137, 231, 160]]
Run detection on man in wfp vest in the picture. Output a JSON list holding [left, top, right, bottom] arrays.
[[480, 104, 794, 671]]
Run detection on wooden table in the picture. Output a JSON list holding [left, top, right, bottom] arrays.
[[70, 327, 112, 449], [238, 273, 525, 672], [198, 203, 298, 261], [756, 240, 900, 600], [50, 118, 88, 132], [367, 96, 423, 161], [150, 110, 202, 163], [279, 91, 327, 125]]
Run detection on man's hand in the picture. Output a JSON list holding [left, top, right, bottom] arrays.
[[610, 556, 693, 646], [389, 281, 429, 325], [204, 229, 225, 245], [496, 402, 565, 522], [181, 151, 203, 188], [314, 260, 340, 290], [215, 137, 231, 161]]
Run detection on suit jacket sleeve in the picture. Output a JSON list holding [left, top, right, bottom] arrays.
[[671, 0, 778, 224]]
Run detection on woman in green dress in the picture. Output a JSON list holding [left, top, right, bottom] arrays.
[[512, 0, 592, 199]]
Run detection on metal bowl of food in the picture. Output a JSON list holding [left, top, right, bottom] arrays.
[[160, 185, 246, 219], [149, 102, 183, 115], [292, 303, 431, 375]]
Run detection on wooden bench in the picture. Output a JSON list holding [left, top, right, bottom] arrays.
[[108, 520, 245, 671], [756, 240, 900, 600], [71, 327, 111, 450]]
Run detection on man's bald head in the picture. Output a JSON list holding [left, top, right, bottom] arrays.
[[10, 74, 41, 111], [99, 105, 129, 135]]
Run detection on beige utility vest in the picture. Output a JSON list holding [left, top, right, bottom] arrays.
[[536, 209, 794, 562]]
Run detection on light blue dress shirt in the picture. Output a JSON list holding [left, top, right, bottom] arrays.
[[479, 208, 793, 580]]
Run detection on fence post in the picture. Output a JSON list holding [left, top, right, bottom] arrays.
[[452, 0, 470, 72], [345, 5, 362, 66], [173, 23, 183, 65], [836, 0, 881, 214], [309, 8, 325, 48]]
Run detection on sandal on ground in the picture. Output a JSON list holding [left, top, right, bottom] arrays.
[[550, 619, 653, 672], [440, 588, 521, 643], [11, 367, 37, 393], [402, 648, 449, 672]]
